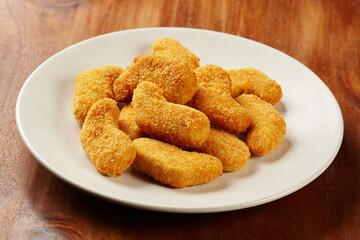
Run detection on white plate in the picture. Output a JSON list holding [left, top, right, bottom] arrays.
[[16, 28, 343, 213]]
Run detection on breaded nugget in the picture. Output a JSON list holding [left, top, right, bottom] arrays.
[[80, 98, 136, 176], [235, 94, 286, 155], [132, 138, 223, 188], [113, 55, 197, 104], [195, 64, 232, 90], [228, 68, 282, 104], [133, 81, 210, 149], [73, 65, 123, 124], [191, 65, 250, 133], [118, 103, 145, 140], [151, 38, 200, 70], [196, 128, 250, 171]]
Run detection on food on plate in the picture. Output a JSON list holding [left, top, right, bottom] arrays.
[[118, 104, 145, 140], [80, 98, 136, 176], [235, 94, 286, 155], [73, 37, 287, 186], [196, 128, 250, 171], [151, 37, 200, 70], [113, 55, 197, 104], [194, 64, 232, 89], [72, 65, 123, 124], [191, 65, 250, 133], [132, 81, 210, 149], [132, 138, 223, 188], [228, 68, 282, 104]]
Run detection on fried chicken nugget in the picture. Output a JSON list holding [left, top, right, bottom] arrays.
[[133, 81, 210, 149], [113, 55, 197, 104], [132, 138, 223, 188], [73, 65, 123, 124], [151, 38, 200, 70], [235, 94, 286, 155], [228, 68, 282, 104], [191, 65, 250, 133], [118, 104, 145, 140], [80, 98, 136, 176], [196, 128, 250, 171]]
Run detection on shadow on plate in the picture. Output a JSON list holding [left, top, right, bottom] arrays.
[[274, 101, 286, 114], [125, 167, 230, 193], [251, 137, 292, 163]]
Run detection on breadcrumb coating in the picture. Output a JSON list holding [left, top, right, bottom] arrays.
[[133, 81, 210, 149], [196, 128, 250, 171], [228, 68, 282, 104], [73, 65, 123, 124], [118, 104, 145, 140], [132, 138, 223, 188], [113, 55, 197, 104], [151, 37, 200, 70], [191, 65, 250, 133], [235, 94, 286, 155], [80, 99, 136, 176], [195, 64, 232, 91]]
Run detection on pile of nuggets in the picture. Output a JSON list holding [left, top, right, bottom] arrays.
[[73, 38, 286, 188]]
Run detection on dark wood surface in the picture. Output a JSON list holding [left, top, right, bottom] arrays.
[[1, 0, 359, 239]]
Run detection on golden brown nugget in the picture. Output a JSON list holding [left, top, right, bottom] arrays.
[[228, 68, 282, 104], [133, 81, 210, 149], [191, 65, 250, 133], [151, 38, 200, 70], [113, 55, 197, 104], [73, 65, 123, 124], [235, 94, 286, 155], [118, 104, 145, 140], [195, 64, 233, 90], [80, 99, 136, 176], [196, 128, 250, 171], [132, 138, 223, 188]]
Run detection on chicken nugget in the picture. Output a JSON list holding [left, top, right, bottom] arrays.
[[191, 65, 250, 133], [195, 64, 233, 90], [228, 68, 282, 104], [151, 37, 200, 70], [235, 94, 286, 155], [118, 103, 145, 140], [113, 55, 197, 104], [73, 65, 123, 124], [196, 128, 250, 171], [132, 138, 223, 188], [80, 98, 136, 176], [133, 81, 210, 149]]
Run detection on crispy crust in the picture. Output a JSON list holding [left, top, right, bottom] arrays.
[[196, 128, 250, 171], [80, 99, 136, 176], [113, 55, 197, 104], [132, 81, 210, 149], [72, 65, 123, 124], [235, 94, 286, 155], [151, 37, 200, 70], [195, 64, 232, 90], [228, 68, 282, 104], [118, 104, 146, 140], [191, 65, 250, 133], [132, 138, 223, 188]]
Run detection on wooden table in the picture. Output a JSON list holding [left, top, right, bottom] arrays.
[[1, 0, 359, 239]]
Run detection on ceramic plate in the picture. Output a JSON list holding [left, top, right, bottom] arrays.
[[16, 28, 343, 213]]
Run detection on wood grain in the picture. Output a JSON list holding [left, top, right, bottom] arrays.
[[1, 0, 359, 239]]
